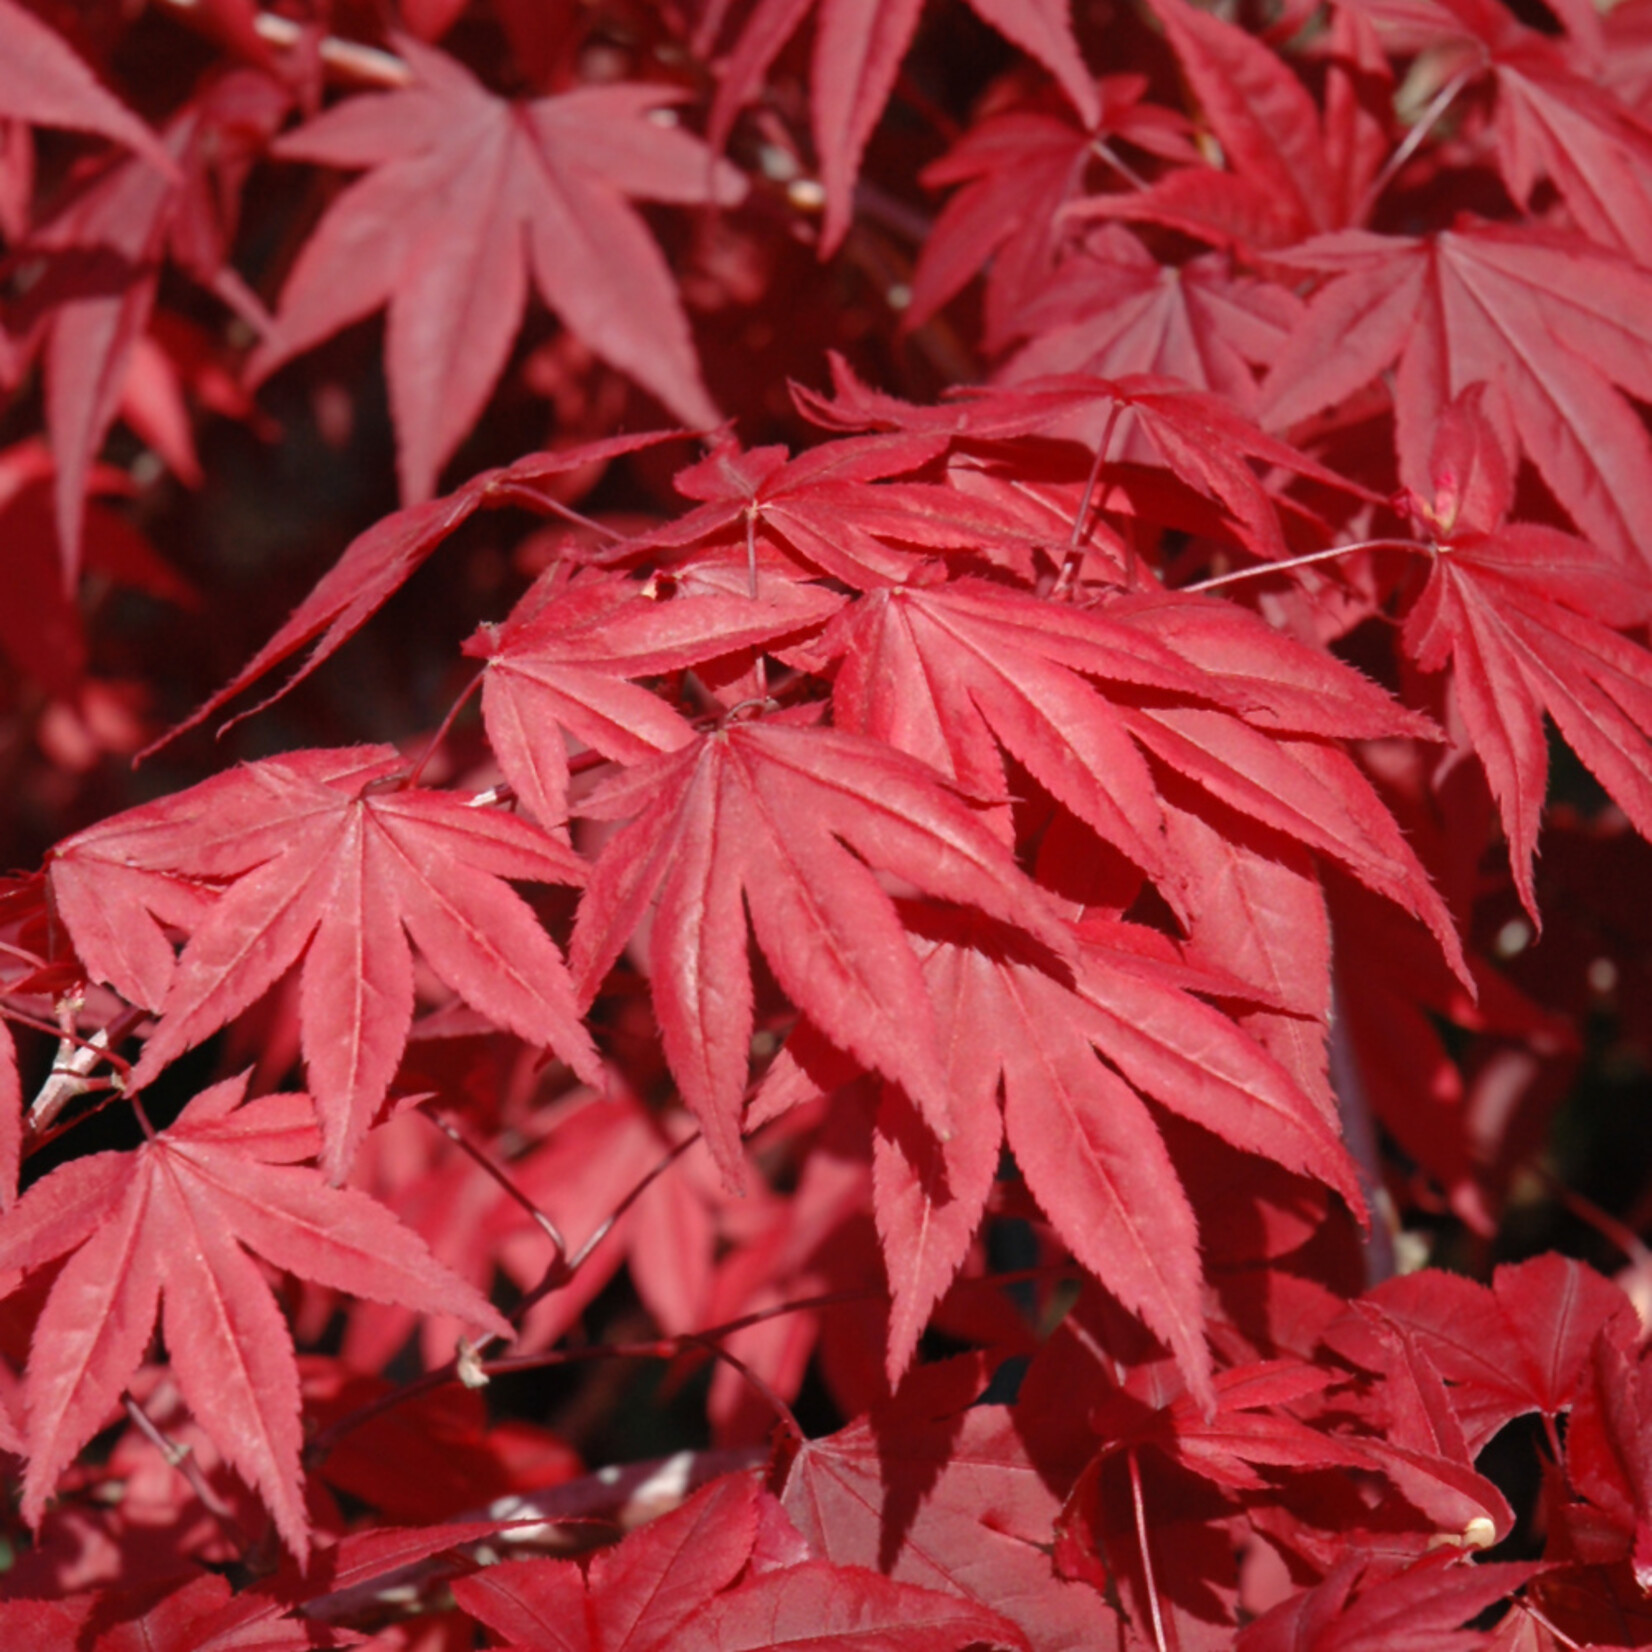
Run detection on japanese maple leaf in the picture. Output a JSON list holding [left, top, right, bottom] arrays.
[[77, 1571, 356, 1651], [1236, 1552, 1538, 1652], [822, 575, 1463, 983], [1566, 1319, 1652, 1591], [1070, 0, 1384, 253], [996, 232, 1306, 414], [0, 0, 173, 175], [1397, 389, 1652, 917], [1257, 221, 1652, 568], [1358, 0, 1652, 264], [569, 713, 1074, 1187], [820, 575, 1224, 869], [451, 1468, 1027, 1651], [150, 430, 675, 754], [0, 1073, 512, 1560], [250, 36, 744, 504], [905, 76, 1198, 347], [21, 70, 286, 586], [466, 563, 840, 830], [53, 745, 600, 1179], [781, 1357, 1114, 1652], [626, 434, 1045, 590], [700, 0, 1097, 255], [948, 372, 1368, 562], [1086, 1360, 1369, 1493], [827, 907, 1361, 1400], [1354, 1255, 1636, 1455]]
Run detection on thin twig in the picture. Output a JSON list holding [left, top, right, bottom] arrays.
[[1128, 1445, 1170, 1652], [153, 0, 412, 87], [1354, 57, 1483, 225], [1181, 536, 1420, 595], [122, 1391, 251, 1553]]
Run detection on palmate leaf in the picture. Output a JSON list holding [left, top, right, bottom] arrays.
[[765, 906, 1360, 1398], [150, 432, 675, 755], [569, 715, 1075, 1188], [825, 576, 1464, 983], [0, 0, 173, 174], [250, 36, 744, 503], [1358, 0, 1652, 264], [781, 1358, 1116, 1651], [906, 77, 1198, 348], [1258, 221, 1652, 568], [451, 1468, 1028, 1652], [701, 0, 1096, 255], [0, 1074, 510, 1560], [628, 434, 1046, 589], [23, 71, 285, 586], [1398, 390, 1652, 917], [466, 562, 841, 830], [51, 745, 599, 1180]]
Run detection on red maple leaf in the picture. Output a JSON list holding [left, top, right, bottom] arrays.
[[250, 36, 744, 503], [1258, 221, 1652, 568], [905, 75, 1198, 347], [1359, 0, 1652, 265], [0, 1072, 511, 1559], [780, 1356, 1112, 1651], [466, 562, 840, 831], [774, 905, 1360, 1399], [700, 0, 1097, 256], [996, 233, 1307, 411], [0, 0, 173, 174], [570, 714, 1074, 1186], [52, 745, 599, 1178], [1397, 388, 1652, 916], [148, 430, 675, 753], [1353, 1255, 1636, 1455], [1236, 1552, 1538, 1652], [19, 69, 285, 585], [627, 433, 1047, 590], [451, 1467, 1027, 1650]]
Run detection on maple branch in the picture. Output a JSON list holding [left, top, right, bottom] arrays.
[[1054, 403, 1124, 598], [24, 1003, 146, 1144], [121, 1391, 252, 1554], [1090, 138, 1150, 193], [684, 1334, 805, 1443], [566, 1130, 702, 1275], [1180, 537, 1420, 594], [1127, 1446, 1170, 1652], [1354, 57, 1483, 224], [407, 668, 488, 788], [152, 0, 413, 88], [421, 1106, 568, 1261]]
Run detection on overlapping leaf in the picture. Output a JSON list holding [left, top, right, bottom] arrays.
[[51, 745, 599, 1178], [1398, 390, 1652, 916], [466, 563, 840, 830], [0, 1073, 511, 1559], [152, 431, 674, 753], [1258, 221, 1652, 568], [824, 576, 1462, 980], [701, 0, 1097, 255], [629, 434, 1045, 589], [21, 70, 286, 584], [452, 1468, 1027, 1651], [250, 36, 744, 502], [906, 77, 1197, 348], [570, 715, 1074, 1187], [0, 0, 173, 174]]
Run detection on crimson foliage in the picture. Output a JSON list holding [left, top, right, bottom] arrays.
[[2, 1, 1651, 1646]]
